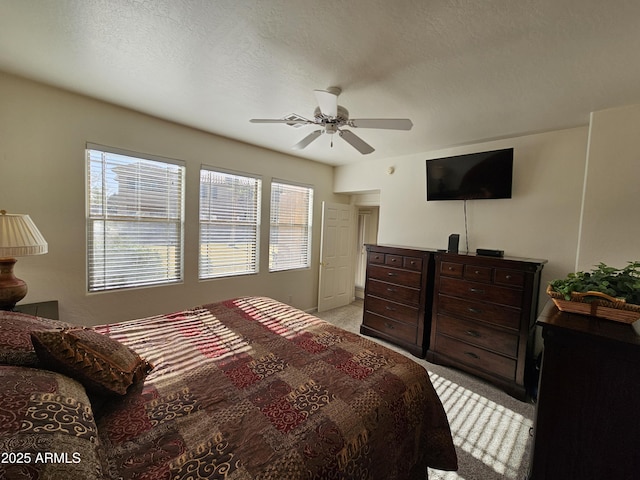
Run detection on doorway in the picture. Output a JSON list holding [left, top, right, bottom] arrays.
[[354, 206, 379, 299]]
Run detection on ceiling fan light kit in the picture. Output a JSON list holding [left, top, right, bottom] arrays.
[[250, 87, 413, 155]]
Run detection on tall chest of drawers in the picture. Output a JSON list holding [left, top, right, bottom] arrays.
[[529, 303, 640, 479], [361, 245, 435, 357], [427, 252, 546, 399]]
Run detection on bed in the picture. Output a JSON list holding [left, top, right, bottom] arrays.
[[1, 296, 457, 479]]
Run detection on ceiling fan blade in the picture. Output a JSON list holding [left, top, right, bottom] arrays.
[[250, 118, 311, 124], [292, 130, 323, 150], [350, 118, 413, 130], [339, 130, 375, 155], [314, 89, 339, 117]]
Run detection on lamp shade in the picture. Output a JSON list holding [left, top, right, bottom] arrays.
[[0, 211, 48, 258]]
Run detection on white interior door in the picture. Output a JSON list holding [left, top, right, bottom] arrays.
[[317, 202, 356, 312]]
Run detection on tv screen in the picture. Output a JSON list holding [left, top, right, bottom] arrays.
[[426, 148, 513, 201]]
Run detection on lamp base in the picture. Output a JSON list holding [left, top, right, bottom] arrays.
[[0, 258, 28, 311]]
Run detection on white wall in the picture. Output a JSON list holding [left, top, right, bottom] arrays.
[[336, 103, 640, 303], [3, 68, 637, 325], [335, 127, 591, 297], [577, 104, 640, 270], [0, 72, 348, 325]]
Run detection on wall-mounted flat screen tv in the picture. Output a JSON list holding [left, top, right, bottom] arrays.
[[426, 148, 513, 201]]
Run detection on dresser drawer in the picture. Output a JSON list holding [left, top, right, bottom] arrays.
[[367, 279, 421, 305], [368, 251, 386, 264], [434, 334, 516, 380], [464, 265, 493, 283], [437, 294, 521, 330], [439, 276, 523, 308], [363, 312, 417, 344], [441, 261, 463, 278], [403, 256, 423, 271], [365, 295, 419, 325], [368, 264, 422, 288], [495, 269, 525, 287], [384, 254, 403, 267], [435, 314, 519, 357]]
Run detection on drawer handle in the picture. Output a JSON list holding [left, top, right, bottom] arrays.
[[469, 288, 485, 294], [386, 287, 396, 293], [387, 272, 398, 277], [466, 330, 481, 338], [474, 270, 481, 275], [464, 351, 479, 359], [385, 306, 396, 311], [467, 307, 482, 314], [505, 274, 512, 280], [384, 322, 395, 330], [448, 266, 455, 271]]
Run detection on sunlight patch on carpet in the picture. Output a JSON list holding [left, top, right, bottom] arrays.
[[429, 372, 532, 479]]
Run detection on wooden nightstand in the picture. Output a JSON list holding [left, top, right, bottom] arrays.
[[14, 300, 59, 319]]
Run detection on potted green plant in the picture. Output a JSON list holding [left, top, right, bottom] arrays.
[[547, 261, 640, 324]]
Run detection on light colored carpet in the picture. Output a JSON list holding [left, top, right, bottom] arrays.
[[313, 299, 534, 480]]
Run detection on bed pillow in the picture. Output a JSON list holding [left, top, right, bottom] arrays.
[[0, 365, 105, 479], [0, 310, 74, 366], [31, 327, 152, 396]]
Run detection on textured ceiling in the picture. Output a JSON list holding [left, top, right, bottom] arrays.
[[1, 0, 640, 165]]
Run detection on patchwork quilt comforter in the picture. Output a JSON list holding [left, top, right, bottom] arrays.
[[1, 297, 457, 479]]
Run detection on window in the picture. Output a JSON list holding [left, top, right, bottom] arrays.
[[269, 181, 313, 272], [199, 168, 261, 279], [86, 145, 185, 292]]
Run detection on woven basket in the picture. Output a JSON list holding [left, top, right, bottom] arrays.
[[546, 285, 640, 324]]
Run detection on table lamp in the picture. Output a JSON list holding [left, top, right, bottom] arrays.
[[0, 210, 48, 310]]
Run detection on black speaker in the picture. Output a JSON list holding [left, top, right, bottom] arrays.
[[447, 234, 460, 253]]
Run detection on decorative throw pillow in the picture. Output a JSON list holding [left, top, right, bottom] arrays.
[[0, 365, 105, 480], [0, 310, 74, 366], [31, 327, 153, 396]]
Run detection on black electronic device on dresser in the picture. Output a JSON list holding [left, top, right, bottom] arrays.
[[427, 252, 546, 400], [361, 244, 436, 357]]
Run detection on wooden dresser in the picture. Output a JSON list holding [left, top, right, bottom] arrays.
[[361, 244, 435, 357], [427, 252, 546, 399], [529, 303, 640, 479]]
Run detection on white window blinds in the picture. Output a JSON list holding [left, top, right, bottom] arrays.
[[86, 146, 185, 292], [269, 181, 313, 272], [199, 168, 261, 279]]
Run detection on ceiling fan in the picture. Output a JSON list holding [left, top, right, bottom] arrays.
[[250, 87, 413, 155]]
